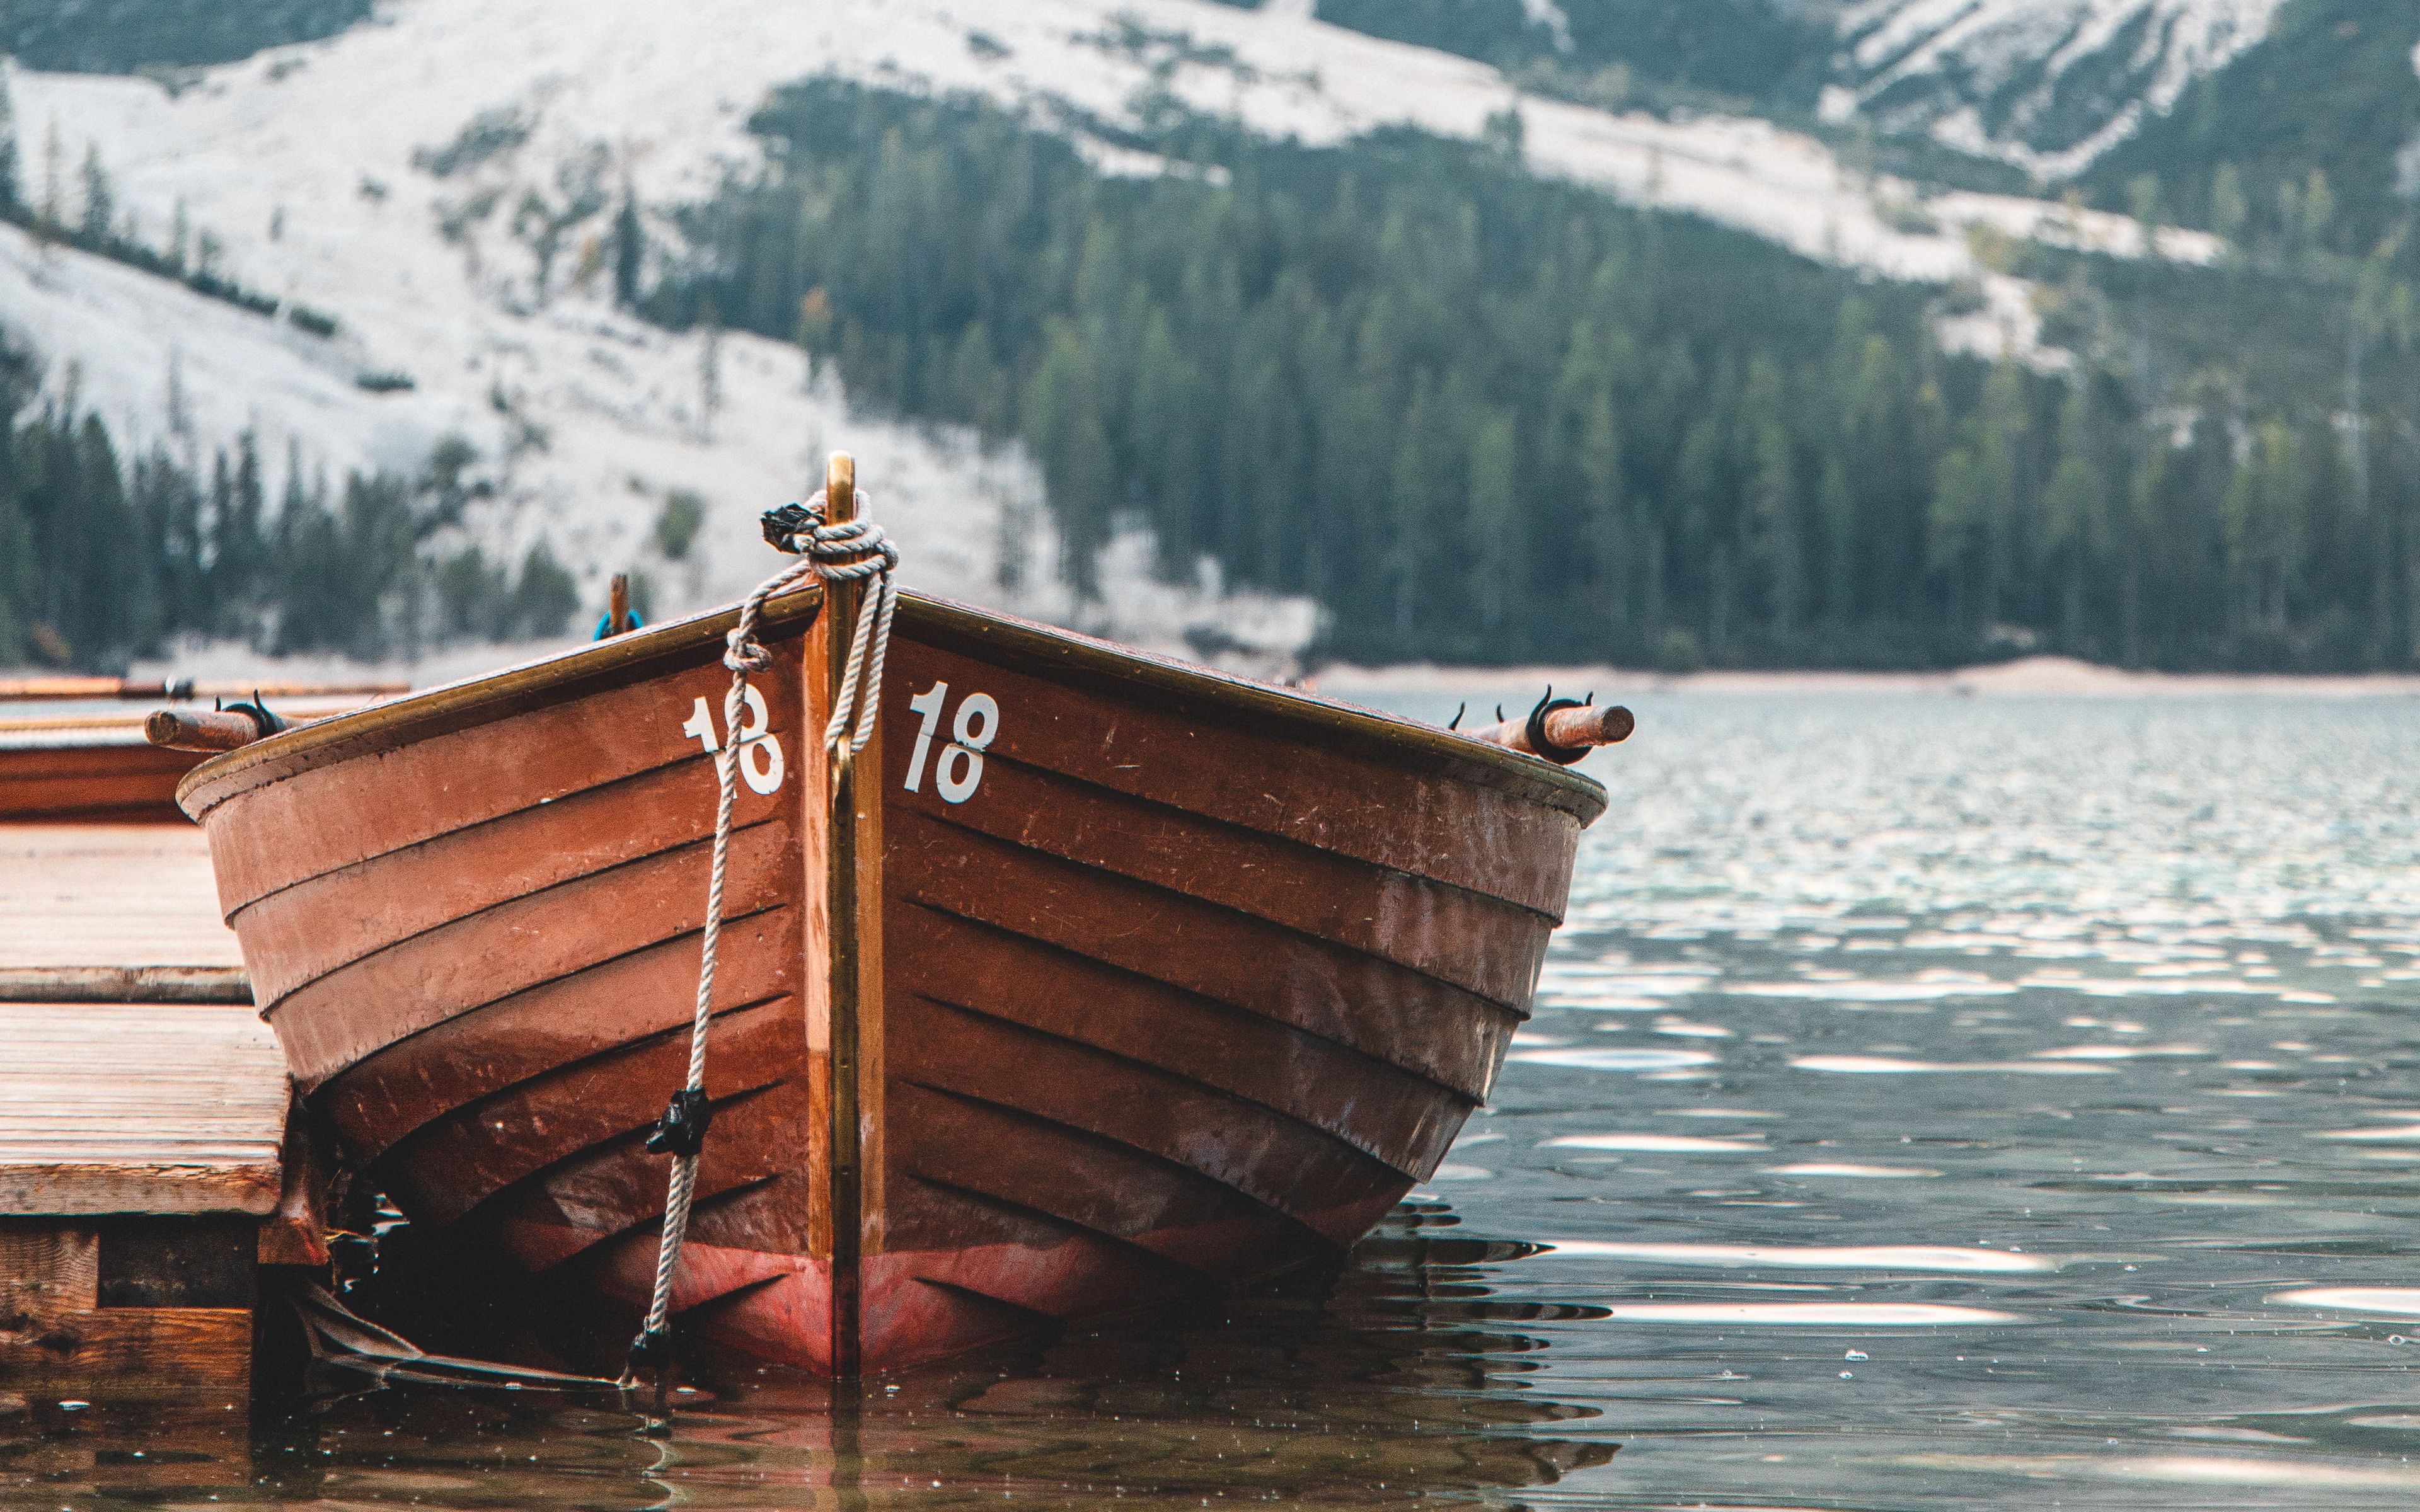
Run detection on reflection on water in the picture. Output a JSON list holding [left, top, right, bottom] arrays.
[[14, 694, 2420, 1508], [1, 1219, 1612, 1509]]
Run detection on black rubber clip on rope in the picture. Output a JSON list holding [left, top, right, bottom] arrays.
[[628, 1084, 713, 1411], [625, 1324, 676, 1420], [627, 1326, 674, 1370], [645, 1088, 713, 1157]]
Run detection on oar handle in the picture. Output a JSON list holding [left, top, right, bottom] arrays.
[[1468, 702, 1634, 764], [145, 709, 272, 752]]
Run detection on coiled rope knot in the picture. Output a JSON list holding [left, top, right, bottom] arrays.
[[740, 495, 901, 760], [623, 488, 899, 1402]]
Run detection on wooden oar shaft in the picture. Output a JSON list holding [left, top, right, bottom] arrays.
[[145, 709, 270, 752], [606, 573, 635, 636], [1470, 702, 1634, 764], [0, 677, 407, 702]]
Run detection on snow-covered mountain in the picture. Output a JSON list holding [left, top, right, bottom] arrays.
[[0, 0, 2264, 668], [1826, 0, 2286, 178], [6, 0, 1363, 664], [1306, 0, 2298, 181]]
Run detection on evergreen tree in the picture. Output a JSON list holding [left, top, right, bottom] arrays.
[[79, 143, 110, 243], [2210, 162, 2247, 247], [208, 434, 267, 629], [37, 119, 58, 236], [0, 67, 19, 212], [611, 188, 643, 308], [1022, 320, 1114, 594], [1466, 408, 1520, 633], [2041, 386, 2105, 651], [1574, 384, 1628, 636], [510, 542, 579, 637], [1741, 358, 1801, 641]]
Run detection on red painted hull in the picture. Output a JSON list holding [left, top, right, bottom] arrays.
[[1, 719, 202, 823], [180, 583, 1603, 1375]]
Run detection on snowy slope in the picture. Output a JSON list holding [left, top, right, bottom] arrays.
[[3, 1, 1347, 662], [1, 0, 2230, 663], [1829, 0, 2286, 178]]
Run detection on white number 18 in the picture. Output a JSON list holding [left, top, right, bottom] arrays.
[[681, 686, 785, 795], [904, 681, 999, 803]]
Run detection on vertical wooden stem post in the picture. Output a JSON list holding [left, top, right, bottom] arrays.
[[821, 451, 880, 1378]]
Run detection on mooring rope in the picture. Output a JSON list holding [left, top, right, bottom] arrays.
[[623, 490, 899, 1396]]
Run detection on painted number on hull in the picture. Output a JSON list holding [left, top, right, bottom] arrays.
[[904, 681, 998, 804], [681, 686, 786, 795]]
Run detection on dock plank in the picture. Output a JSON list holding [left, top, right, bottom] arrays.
[[0, 806, 310, 1399], [0, 824, 240, 974], [0, 1302, 255, 1394], [0, 1002, 287, 1215]]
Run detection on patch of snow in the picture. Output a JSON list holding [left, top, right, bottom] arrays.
[[1932, 268, 2066, 375], [0, 220, 461, 484], [1519, 0, 1574, 55], [1833, 0, 2286, 179], [1074, 135, 1232, 185], [1935, 190, 2223, 263]]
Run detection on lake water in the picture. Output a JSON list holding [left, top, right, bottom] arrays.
[[15, 694, 2420, 1509]]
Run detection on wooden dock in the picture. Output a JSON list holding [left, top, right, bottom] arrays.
[[0, 825, 247, 1002], [0, 823, 317, 1399]]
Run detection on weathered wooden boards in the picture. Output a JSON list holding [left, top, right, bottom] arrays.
[[0, 1003, 287, 1216], [0, 824, 299, 1399], [0, 1222, 260, 1395], [0, 1004, 289, 1395], [0, 825, 247, 1002]]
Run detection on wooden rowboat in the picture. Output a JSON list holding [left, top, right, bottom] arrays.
[[4, 685, 406, 823], [173, 459, 1610, 1377], [1, 711, 206, 822]]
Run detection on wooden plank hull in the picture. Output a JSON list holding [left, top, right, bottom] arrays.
[[2, 699, 385, 824], [0, 735, 201, 823], [179, 587, 1603, 1375]]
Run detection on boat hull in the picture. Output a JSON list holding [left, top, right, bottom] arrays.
[[1, 732, 201, 822], [180, 588, 1602, 1375]]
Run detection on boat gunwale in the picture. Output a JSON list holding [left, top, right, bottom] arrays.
[[888, 592, 1607, 822], [175, 586, 826, 816], [176, 585, 1608, 825]]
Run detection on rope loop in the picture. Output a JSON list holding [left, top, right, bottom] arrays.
[[622, 486, 900, 1395], [723, 625, 778, 675], [758, 491, 901, 761]]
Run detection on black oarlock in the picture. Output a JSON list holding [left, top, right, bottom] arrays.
[[1525, 687, 1593, 765]]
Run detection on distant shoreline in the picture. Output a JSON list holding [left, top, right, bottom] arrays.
[[35, 650, 2419, 704], [1315, 654, 2420, 699]]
